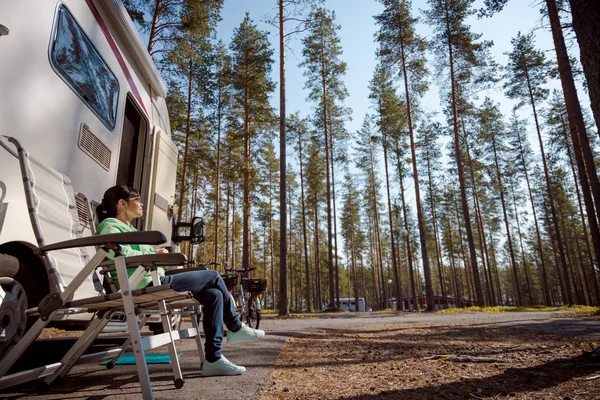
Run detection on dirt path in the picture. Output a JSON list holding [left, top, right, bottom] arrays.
[[1, 311, 598, 399], [261, 311, 600, 400]]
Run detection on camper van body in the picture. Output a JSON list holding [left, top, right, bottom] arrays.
[[0, 0, 178, 326], [339, 298, 366, 312]]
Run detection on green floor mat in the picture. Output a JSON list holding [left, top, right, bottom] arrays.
[[100, 353, 182, 365]]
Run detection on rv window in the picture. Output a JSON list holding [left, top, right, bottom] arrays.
[[50, 5, 119, 130]]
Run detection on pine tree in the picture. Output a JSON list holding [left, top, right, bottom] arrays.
[[477, 98, 522, 306], [375, 0, 435, 310], [504, 31, 573, 304], [425, 0, 495, 306], [508, 111, 552, 305], [300, 8, 349, 308], [418, 116, 449, 308], [568, 0, 600, 133], [355, 116, 387, 309], [287, 113, 313, 311], [368, 64, 406, 311], [230, 14, 276, 273], [341, 173, 364, 312], [546, 92, 600, 305]]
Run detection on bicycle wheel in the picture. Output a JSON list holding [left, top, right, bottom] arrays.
[[246, 295, 261, 329]]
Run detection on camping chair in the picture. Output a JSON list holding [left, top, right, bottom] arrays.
[[84, 197, 205, 371], [0, 136, 196, 399]]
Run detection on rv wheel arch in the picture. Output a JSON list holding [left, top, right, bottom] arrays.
[[0, 243, 50, 360], [0, 243, 51, 320]]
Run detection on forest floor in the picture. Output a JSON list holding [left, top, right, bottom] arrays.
[[262, 310, 600, 400]]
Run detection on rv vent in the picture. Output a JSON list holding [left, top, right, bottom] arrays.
[[78, 124, 111, 171], [75, 194, 90, 229]]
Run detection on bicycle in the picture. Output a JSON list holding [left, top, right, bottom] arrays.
[[221, 265, 266, 329]]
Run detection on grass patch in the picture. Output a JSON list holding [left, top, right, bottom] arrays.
[[437, 305, 600, 315], [323, 307, 343, 313]]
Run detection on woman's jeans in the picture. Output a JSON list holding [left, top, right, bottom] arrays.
[[160, 269, 242, 362]]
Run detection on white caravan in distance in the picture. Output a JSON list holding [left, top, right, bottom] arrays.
[[0, 0, 196, 356]]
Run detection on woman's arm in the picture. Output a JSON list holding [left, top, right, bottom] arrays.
[[98, 226, 157, 259]]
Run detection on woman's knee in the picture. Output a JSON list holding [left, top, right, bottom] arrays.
[[199, 287, 222, 305], [205, 269, 220, 281]]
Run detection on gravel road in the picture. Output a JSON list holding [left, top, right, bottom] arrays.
[[1, 311, 598, 399]]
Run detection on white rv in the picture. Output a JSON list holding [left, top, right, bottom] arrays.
[[339, 298, 366, 312], [0, 0, 187, 355]]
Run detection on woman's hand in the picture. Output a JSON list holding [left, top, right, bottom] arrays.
[[155, 248, 169, 254]]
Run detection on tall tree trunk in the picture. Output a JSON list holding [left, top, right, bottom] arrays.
[[425, 147, 447, 307], [514, 118, 552, 306], [491, 135, 523, 306], [298, 131, 312, 312], [445, 213, 463, 307], [232, 183, 237, 270], [367, 216, 381, 310], [382, 127, 401, 310], [368, 140, 387, 308], [463, 125, 495, 305], [400, 40, 434, 311], [351, 227, 360, 312], [568, 0, 600, 135], [270, 183, 276, 309], [319, 53, 335, 309], [396, 138, 418, 311], [213, 99, 223, 263], [454, 197, 474, 303], [147, 0, 162, 54], [546, 0, 600, 305], [524, 63, 573, 305], [314, 203, 322, 309], [225, 179, 231, 263], [511, 187, 534, 305], [242, 85, 252, 273], [561, 115, 600, 305], [177, 58, 194, 223], [444, 2, 484, 306], [278, 0, 289, 316], [542, 195, 566, 303], [329, 133, 340, 308]]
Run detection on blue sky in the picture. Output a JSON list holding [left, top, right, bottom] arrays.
[[215, 0, 571, 137]]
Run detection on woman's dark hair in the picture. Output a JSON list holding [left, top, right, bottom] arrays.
[[96, 185, 140, 222]]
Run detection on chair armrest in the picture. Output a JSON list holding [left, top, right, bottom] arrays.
[[165, 265, 208, 276], [40, 231, 167, 252], [98, 253, 188, 271]]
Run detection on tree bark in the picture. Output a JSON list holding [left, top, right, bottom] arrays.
[[444, 1, 484, 306], [177, 58, 194, 224], [396, 138, 418, 311], [524, 60, 573, 305], [400, 39, 434, 311], [381, 119, 401, 311], [213, 90, 223, 264], [491, 134, 522, 306], [298, 128, 312, 312], [278, 0, 289, 316], [568, 0, 600, 135], [546, 0, 600, 304], [513, 118, 552, 306]]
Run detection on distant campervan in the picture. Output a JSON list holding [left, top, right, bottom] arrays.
[[339, 298, 366, 312]]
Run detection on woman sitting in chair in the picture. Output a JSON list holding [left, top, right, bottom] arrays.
[[96, 185, 264, 376]]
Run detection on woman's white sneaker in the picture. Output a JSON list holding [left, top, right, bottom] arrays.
[[201, 356, 246, 376], [227, 323, 265, 344]]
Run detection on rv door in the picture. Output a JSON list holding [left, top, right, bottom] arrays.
[[147, 128, 178, 239]]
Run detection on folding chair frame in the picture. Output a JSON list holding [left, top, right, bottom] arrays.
[[0, 136, 201, 399]]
